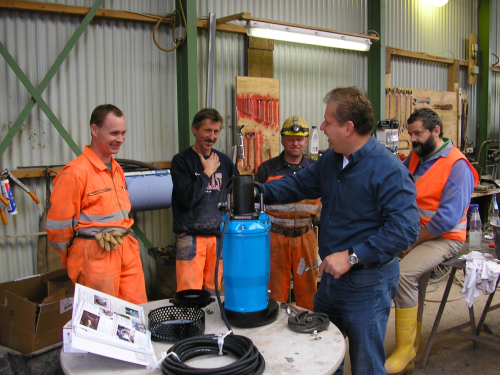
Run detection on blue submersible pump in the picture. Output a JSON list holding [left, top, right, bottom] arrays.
[[215, 174, 279, 328]]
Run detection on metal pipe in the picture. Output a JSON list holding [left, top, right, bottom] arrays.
[[205, 13, 216, 108]]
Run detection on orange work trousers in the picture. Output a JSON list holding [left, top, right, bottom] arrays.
[[269, 229, 318, 310], [175, 234, 222, 294], [67, 235, 147, 305]]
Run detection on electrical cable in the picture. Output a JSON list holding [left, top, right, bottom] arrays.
[[492, 53, 499, 67], [215, 212, 232, 331], [433, 50, 456, 60], [159, 178, 266, 374], [364, 30, 379, 38], [215, 178, 235, 332], [153, 0, 187, 52], [161, 334, 265, 375]]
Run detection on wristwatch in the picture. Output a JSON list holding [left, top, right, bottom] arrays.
[[348, 247, 359, 265]]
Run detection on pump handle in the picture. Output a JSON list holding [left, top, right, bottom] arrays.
[[254, 182, 265, 212]]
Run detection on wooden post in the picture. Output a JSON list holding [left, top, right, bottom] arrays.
[[247, 37, 274, 78]]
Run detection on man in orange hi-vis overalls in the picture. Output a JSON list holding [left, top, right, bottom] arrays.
[[46, 104, 147, 304], [255, 116, 321, 310]]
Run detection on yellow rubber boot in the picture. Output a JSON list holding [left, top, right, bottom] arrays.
[[385, 306, 418, 374], [401, 322, 422, 374]]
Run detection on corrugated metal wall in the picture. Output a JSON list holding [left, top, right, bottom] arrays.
[[0, 1, 178, 288], [0, 1, 489, 295]]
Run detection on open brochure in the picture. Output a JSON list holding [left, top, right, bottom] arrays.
[[69, 284, 156, 367]]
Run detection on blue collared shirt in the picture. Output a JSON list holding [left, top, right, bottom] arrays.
[[262, 135, 420, 265], [404, 139, 475, 236]]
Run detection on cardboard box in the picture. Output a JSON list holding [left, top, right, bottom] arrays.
[[0, 268, 74, 354]]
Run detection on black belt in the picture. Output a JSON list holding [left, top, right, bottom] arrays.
[[350, 256, 395, 272], [271, 223, 313, 238], [76, 231, 129, 240]]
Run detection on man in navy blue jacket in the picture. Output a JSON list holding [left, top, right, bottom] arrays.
[[171, 108, 239, 294], [261, 87, 420, 375]]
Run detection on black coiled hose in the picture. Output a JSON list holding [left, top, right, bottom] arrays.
[[161, 334, 265, 375]]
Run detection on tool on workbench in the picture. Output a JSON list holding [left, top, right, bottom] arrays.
[[434, 104, 453, 110], [245, 132, 251, 170], [403, 90, 408, 130], [413, 97, 432, 105], [399, 89, 404, 130], [296, 257, 320, 275], [0, 195, 9, 224], [251, 131, 257, 174], [386, 88, 391, 119], [410, 90, 413, 114], [1, 169, 40, 206], [461, 99, 468, 151], [0, 178, 17, 215], [394, 88, 399, 124], [236, 125, 245, 168]]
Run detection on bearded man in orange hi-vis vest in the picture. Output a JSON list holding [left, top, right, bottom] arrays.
[[255, 116, 321, 310], [385, 108, 479, 374], [46, 104, 147, 305]]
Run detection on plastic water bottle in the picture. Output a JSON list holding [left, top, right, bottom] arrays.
[[469, 204, 482, 251], [486, 194, 499, 239], [309, 126, 319, 159]]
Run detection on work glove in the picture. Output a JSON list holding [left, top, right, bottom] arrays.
[[94, 230, 123, 251]]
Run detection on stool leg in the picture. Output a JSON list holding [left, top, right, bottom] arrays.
[[468, 305, 477, 348], [476, 279, 499, 335], [422, 268, 457, 367]]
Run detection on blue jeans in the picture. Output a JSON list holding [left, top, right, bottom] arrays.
[[314, 257, 399, 375]]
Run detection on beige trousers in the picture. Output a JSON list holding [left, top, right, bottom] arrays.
[[394, 237, 464, 309]]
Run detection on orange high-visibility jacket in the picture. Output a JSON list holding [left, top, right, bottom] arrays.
[[265, 175, 320, 229], [46, 146, 132, 265], [408, 146, 479, 241]]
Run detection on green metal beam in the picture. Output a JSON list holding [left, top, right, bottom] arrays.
[[132, 223, 154, 249], [176, 0, 197, 151], [0, 0, 104, 158], [0, 42, 81, 156], [367, 0, 386, 129], [477, 0, 492, 172]]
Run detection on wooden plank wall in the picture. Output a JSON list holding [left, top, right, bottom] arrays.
[[385, 87, 464, 156]]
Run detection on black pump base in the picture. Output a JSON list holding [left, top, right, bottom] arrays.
[[224, 299, 279, 328]]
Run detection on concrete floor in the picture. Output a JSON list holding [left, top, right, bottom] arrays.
[[343, 268, 500, 374]]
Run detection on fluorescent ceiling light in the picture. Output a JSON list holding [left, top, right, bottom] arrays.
[[246, 21, 372, 52], [427, 0, 449, 6]]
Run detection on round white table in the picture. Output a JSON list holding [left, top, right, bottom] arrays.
[[60, 299, 345, 375]]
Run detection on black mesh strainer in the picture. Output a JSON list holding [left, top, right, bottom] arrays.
[[148, 306, 205, 342]]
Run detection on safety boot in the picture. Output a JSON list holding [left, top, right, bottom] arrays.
[[385, 306, 418, 374], [401, 321, 422, 373]]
